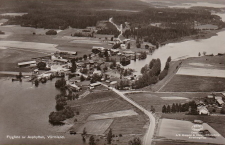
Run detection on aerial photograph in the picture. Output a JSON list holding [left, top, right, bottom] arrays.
[[0, 0, 225, 145]]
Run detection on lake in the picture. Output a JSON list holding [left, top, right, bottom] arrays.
[[125, 12, 225, 75], [0, 78, 85, 145]]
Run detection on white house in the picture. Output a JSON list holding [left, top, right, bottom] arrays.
[[90, 82, 101, 87], [18, 61, 36, 67], [197, 105, 209, 115]]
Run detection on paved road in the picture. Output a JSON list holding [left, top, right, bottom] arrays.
[[109, 17, 123, 42], [101, 83, 155, 145]]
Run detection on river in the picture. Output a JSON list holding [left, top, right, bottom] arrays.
[[125, 12, 225, 75], [0, 78, 85, 145]]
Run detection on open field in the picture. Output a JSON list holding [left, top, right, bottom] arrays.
[[161, 114, 225, 138], [158, 55, 225, 92], [127, 93, 188, 112], [160, 97, 188, 100], [68, 90, 147, 136], [87, 109, 138, 121], [0, 49, 47, 72], [157, 118, 225, 144], [0, 41, 58, 52], [160, 75, 225, 92], [176, 67, 225, 78], [76, 119, 114, 135]]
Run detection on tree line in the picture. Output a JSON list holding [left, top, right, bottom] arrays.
[[133, 56, 171, 89]]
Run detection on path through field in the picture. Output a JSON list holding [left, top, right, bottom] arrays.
[[109, 17, 123, 42]]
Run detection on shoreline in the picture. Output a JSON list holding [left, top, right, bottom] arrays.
[[161, 28, 225, 45]]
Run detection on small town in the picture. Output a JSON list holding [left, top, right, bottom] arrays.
[[0, 0, 225, 145]]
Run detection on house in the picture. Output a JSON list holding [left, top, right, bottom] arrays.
[[123, 39, 130, 43], [92, 46, 106, 53], [216, 99, 224, 107], [197, 106, 209, 115], [120, 44, 126, 49], [53, 58, 68, 64], [69, 76, 81, 83], [215, 96, 222, 100], [207, 95, 214, 99], [68, 83, 81, 91], [18, 61, 36, 67], [90, 82, 101, 87], [110, 49, 119, 55], [122, 50, 135, 56], [93, 69, 102, 75], [89, 60, 94, 65]]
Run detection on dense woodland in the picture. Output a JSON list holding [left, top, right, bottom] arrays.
[[1, 0, 225, 44], [1, 0, 224, 30]]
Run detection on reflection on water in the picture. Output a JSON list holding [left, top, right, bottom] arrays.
[[0, 78, 86, 145], [125, 13, 225, 75]]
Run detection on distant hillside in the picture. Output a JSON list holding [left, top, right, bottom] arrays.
[[0, 0, 150, 12], [142, 0, 225, 4]]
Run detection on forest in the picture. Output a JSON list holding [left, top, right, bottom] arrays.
[[1, 0, 224, 31]]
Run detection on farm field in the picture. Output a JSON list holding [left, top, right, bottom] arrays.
[[0, 41, 59, 52], [76, 119, 114, 135], [87, 109, 138, 121], [68, 90, 147, 136], [161, 114, 225, 138], [157, 118, 225, 144], [160, 75, 225, 92], [127, 93, 188, 112], [176, 67, 225, 78]]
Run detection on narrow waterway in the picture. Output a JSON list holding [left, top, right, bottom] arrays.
[[125, 13, 225, 75]]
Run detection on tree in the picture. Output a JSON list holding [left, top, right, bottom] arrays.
[[162, 105, 167, 113], [172, 103, 176, 113], [167, 105, 171, 113], [198, 52, 201, 56], [83, 55, 87, 60], [46, 29, 57, 35], [71, 61, 77, 73], [151, 105, 155, 113], [203, 51, 206, 56], [220, 106, 225, 114], [104, 50, 109, 57], [34, 79, 39, 87], [18, 72, 23, 78], [89, 136, 95, 145], [164, 61, 170, 70], [82, 127, 87, 142], [136, 43, 141, 48], [167, 56, 172, 62], [111, 37, 114, 41], [55, 78, 66, 89], [37, 62, 46, 70], [127, 43, 131, 49], [80, 75, 85, 82], [107, 128, 112, 144], [145, 45, 149, 49], [129, 137, 141, 145], [49, 111, 66, 124]]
